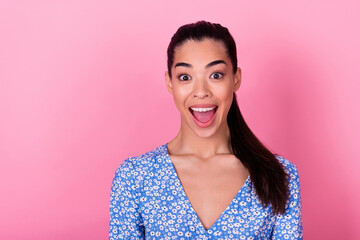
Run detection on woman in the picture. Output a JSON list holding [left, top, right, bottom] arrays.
[[109, 21, 303, 239]]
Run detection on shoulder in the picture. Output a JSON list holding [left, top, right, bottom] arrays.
[[272, 155, 303, 236], [274, 155, 301, 202], [113, 143, 168, 181], [274, 155, 300, 179]]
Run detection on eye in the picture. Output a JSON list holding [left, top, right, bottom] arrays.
[[210, 72, 223, 79], [178, 74, 191, 81]]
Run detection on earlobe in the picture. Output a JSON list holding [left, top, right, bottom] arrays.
[[234, 67, 241, 91], [165, 71, 173, 95]]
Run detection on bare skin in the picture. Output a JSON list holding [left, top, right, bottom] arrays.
[[165, 39, 249, 230], [167, 140, 249, 230]]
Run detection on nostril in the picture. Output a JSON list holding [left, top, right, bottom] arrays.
[[193, 93, 210, 98]]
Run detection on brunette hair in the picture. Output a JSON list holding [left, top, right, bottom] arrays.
[[167, 20, 289, 214]]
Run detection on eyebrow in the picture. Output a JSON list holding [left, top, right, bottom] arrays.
[[174, 60, 227, 69]]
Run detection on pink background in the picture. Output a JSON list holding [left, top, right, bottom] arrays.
[[1, 0, 359, 239]]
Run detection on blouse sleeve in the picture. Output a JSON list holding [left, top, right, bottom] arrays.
[[109, 157, 145, 240], [271, 157, 303, 239]]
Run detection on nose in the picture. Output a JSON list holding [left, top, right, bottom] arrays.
[[193, 79, 210, 98]]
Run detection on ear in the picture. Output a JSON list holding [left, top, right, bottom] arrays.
[[165, 71, 173, 95], [234, 67, 241, 92]]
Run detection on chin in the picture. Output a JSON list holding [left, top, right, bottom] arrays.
[[189, 121, 222, 139], [194, 130, 216, 139]]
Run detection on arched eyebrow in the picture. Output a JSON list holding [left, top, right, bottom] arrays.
[[174, 60, 227, 69]]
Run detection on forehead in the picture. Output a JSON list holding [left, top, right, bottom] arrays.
[[173, 39, 229, 64]]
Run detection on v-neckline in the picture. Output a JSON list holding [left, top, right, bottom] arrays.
[[162, 143, 251, 233]]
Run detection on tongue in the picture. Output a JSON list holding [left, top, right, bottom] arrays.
[[192, 109, 216, 123]]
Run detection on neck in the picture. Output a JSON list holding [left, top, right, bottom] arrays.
[[167, 120, 232, 159]]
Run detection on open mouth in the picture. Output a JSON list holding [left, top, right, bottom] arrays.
[[189, 106, 218, 123]]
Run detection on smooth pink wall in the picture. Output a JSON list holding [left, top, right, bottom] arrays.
[[1, 1, 359, 239]]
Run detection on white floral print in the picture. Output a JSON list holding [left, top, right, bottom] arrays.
[[109, 143, 303, 239]]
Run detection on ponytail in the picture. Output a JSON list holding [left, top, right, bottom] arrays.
[[228, 93, 289, 214]]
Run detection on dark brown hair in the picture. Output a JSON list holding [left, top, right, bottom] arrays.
[[167, 20, 289, 214]]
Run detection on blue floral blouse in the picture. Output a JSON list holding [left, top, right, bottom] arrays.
[[109, 143, 303, 239]]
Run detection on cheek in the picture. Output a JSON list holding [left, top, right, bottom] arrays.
[[173, 82, 192, 96], [172, 87, 190, 110], [215, 83, 234, 104]]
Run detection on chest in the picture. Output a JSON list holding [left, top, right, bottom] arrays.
[[168, 155, 249, 230], [139, 160, 275, 238]]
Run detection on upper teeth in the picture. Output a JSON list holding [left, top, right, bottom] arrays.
[[190, 107, 216, 112]]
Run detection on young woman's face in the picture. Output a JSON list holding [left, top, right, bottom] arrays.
[[165, 38, 241, 138]]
